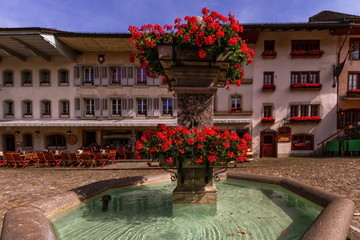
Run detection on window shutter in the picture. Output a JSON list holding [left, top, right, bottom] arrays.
[[147, 77, 154, 86], [173, 97, 177, 116], [128, 67, 135, 86], [102, 98, 109, 117], [128, 98, 134, 116], [153, 77, 160, 86], [94, 66, 101, 85], [153, 98, 160, 116], [75, 98, 81, 117], [147, 97, 154, 116], [74, 66, 81, 86], [121, 97, 128, 116], [120, 67, 127, 85], [101, 66, 109, 86], [95, 98, 101, 117]]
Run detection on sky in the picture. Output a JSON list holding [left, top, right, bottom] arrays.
[[1, 0, 360, 33]]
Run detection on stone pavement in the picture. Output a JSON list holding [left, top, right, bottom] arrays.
[[0, 157, 359, 239]]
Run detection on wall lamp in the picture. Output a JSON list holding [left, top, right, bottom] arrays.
[[67, 130, 72, 135], [34, 130, 40, 135], [15, 130, 20, 135]]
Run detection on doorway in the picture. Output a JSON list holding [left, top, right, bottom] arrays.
[[3, 134, 15, 151], [83, 131, 97, 147], [260, 130, 277, 158]]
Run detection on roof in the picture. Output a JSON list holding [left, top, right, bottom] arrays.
[[309, 10, 360, 22]]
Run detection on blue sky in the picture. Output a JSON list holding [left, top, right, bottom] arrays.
[[1, 0, 360, 33]]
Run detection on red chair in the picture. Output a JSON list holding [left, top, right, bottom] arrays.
[[36, 152, 49, 167], [3, 153, 15, 168], [12, 152, 30, 168], [44, 152, 62, 167], [117, 147, 127, 160], [69, 153, 80, 167], [93, 152, 107, 167], [78, 153, 96, 167]]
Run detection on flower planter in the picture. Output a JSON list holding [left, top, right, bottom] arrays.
[[289, 117, 321, 123], [290, 84, 322, 91], [261, 118, 275, 123], [291, 54, 322, 59], [173, 159, 217, 204], [262, 85, 276, 92], [346, 91, 360, 98]]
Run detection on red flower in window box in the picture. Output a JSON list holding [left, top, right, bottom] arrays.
[[261, 117, 275, 122], [290, 83, 322, 88], [294, 142, 309, 149], [290, 49, 324, 57], [231, 107, 242, 111], [262, 84, 276, 89], [43, 112, 50, 115], [289, 116, 321, 122], [348, 89, 360, 93], [262, 50, 277, 57]]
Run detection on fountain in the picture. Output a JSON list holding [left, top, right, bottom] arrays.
[[0, 8, 355, 240]]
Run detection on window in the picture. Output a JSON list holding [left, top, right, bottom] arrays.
[[111, 98, 122, 116], [263, 72, 274, 85], [84, 98, 95, 116], [3, 70, 13, 86], [291, 72, 320, 84], [264, 40, 275, 51], [41, 100, 51, 116], [290, 104, 320, 117], [110, 67, 122, 85], [338, 109, 360, 128], [348, 73, 360, 90], [291, 40, 320, 51], [136, 68, 147, 84], [121, 66, 134, 85], [162, 98, 173, 115], [59, 69, 69, 86], [46, 134, 66, 149], [263, 105, 273, 118], [230, 96, 241, 111], [137, 98, 147, 115], [83, 67, 94, 85], [22, 100, 32, 117], [21, 70, 32, 86], [292, 134, 314, 150], [4, 100, 14, 117], [60, 100, 69, 116], [40, 69, 50, 86], [23, 133, 33, 149], [350, 38, 360, 60]]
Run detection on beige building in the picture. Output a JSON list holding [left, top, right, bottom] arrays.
[[0, 11, 359, 158]]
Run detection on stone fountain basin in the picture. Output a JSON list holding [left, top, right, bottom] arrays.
[[1, 173, 354, 240]]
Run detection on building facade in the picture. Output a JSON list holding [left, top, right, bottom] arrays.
[[0, 11, 359, 158]]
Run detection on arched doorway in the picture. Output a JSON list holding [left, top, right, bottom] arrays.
[[260, 130, 278, 158]]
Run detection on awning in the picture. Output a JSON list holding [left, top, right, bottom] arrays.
[[0, 118, 251, 127]]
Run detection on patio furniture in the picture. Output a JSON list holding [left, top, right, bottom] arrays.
[[325, 140, 340, 155], [12, 152, 30, 168], [69, 153, 80, 167], [78, 153, 96, 167], [44, 152, 62, 167], [61, 152, 73, 167], [36, 152, 49, 167], [107, 151, 116, 165], [347, 139, 360, 156], [116, 147, 127, 160], [4, 152, 16, 168], [93, 152, 108, 167]]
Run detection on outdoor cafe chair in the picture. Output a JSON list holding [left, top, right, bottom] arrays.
[[107, 151, 116, 165], [116, 147, 127, 160], [4, 152, 16, 168], [78, 153, 96, 168], [69, 153, 80, 167], [35, 152, 49, 167], [44, 152, 62, 167], [93, 152, 107, 167], [0, 153, 7, 167], [12, 152, 30, 168], [61, 152, 73, 167]]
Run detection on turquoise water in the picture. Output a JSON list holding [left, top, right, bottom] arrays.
[[49, 180, 323, 240]]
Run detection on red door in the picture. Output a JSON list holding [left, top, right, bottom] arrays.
[[260, 131, 277, 158]]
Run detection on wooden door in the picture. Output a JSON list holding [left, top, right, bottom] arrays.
[[260, 131, 277, 158]]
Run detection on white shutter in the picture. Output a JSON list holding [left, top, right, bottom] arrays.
[[147, 77, 154, 86], [127, 66, 135, 86], [94, 66, 101, 85], [128, 98, 134, 116], [173, 97, 177, 117], [95, 98, 101, 117], [101, 66, 109, 86], [102, 98, 109, 117], [147, 98, 153, 116], [153, 77, 160, 86], [121, 67, 127, 85], [153, 98, 160, 116], [121, 97, 128, 116], [75, 98, 81, 117], [74, 66, 81, 86]]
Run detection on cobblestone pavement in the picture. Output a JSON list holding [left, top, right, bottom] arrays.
[[0, 157, 359, 239]]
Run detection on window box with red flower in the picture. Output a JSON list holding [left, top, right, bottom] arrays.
[[262, 84, 276, 92], [290, 49, 324, 58], [60, 112, 69, 118], [347, 89, 360, 98], [293, 142, 310, 150], [230, 107, 242, 112], [289, 116, 321, 122], [262, 50, 277, 59], [290, 83, 322, 91], [261, 117, 275, 123]]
